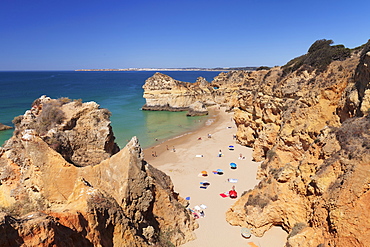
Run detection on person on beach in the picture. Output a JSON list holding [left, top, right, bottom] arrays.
[[199, 210, 205, 218], [229, 185, 237, 199], [173, 146, 176, 152], [208, 133, 212, 138], [218, 150, 222, 157], [166, 145, 169, 150]]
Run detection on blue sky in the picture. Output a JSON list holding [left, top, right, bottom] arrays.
[[1, 0, 369, 70]]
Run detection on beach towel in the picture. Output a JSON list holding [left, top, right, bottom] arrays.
[[219, 193, 228, 198], [195, 154, 203, 157], [228, 178, 238, 183], [199, 204, 207, 209], [248, 242, 258, 247], [200, 186, 208, 189], [194, 205, 201, 211]]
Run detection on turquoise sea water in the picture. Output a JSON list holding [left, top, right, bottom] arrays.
[[0, 71, 221, 148]]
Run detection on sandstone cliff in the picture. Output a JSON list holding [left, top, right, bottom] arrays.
[[142, 70, 256, 115], [142, 72, 216, 112], [223, 40, 370, 246], [0, 96, 197, 246]]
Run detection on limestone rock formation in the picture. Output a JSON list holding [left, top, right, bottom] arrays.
[[223, 40, 370, 246], [186, 101, 208, 116], [142, 72, 215, 112], [0, 123, 12, 131], [0, 96, 197, 246], [142, 71, 250, 114]]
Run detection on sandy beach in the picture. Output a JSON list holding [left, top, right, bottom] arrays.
[[144, 107, 287, 247]]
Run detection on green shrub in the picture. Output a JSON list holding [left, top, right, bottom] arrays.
[[156, 229, 176, 247], [266, 149, 277, 160], [256, 66, 271, 71], [245, 194, 270, 208], [73, 98, 83, 106], [12, 115, 23, 127], [58, 97, 71, 105], [33, 101, 65, 134], [282, 39, 351, 75], [288, 222, 307, 238]]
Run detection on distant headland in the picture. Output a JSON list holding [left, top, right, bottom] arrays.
[[75, 66, 258, 72]]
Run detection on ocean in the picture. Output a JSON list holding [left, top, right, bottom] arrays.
[[0, 71, 221, 149]]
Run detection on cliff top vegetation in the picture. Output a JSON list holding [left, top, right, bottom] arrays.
[[282, 39, 352, 75]]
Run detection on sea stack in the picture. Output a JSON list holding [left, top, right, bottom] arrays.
[[187, 101, 208, 116], [142, 72, 215, 112]]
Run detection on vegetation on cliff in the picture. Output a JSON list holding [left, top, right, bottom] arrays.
[[282, 39, 351, 74], [0, 96, 197, 246], [224, 39, 370, 247]]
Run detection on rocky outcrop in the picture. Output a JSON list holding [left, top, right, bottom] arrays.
[[8, 96, 120, 167], [0, 123, 12, 131], [186, 101, 208, 116], [142, 71, 249, 113], [142, 72, 215, 111], [224, 40, 370, 246], [0, 96, 197, 246]]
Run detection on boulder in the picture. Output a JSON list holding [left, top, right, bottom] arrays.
[[186, 101, 208, 116], [0, 123, 12, 131]]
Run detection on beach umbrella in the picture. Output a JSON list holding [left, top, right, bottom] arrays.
[[216, 169, 224, 175], [229, 189, 237, 198], [241, 227, 251, 239], [230, 162, 237, 169], [228, 145, 234, 150], [200, 181, 210, 186], [201, 171, 208, 176]]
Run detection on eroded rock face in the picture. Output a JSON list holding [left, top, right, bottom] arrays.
[[0, 97, 197, 246], [224, 41, 370, 246], [142, 72, 215, 111], [142, 71, 251, 113], [186, 101, 208, 116]]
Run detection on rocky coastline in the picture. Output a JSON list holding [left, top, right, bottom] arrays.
[[141, 39, 370, 246], [0, 96, 197, 246], [2, 39, 370, 246], [0, 123, 12, 131]]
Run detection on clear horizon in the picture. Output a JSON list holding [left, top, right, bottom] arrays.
[[1, 0, 370, 71]]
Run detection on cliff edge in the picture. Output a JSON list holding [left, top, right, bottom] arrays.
[[224, 40, 370, 246], [0, 96, 197, 246]]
